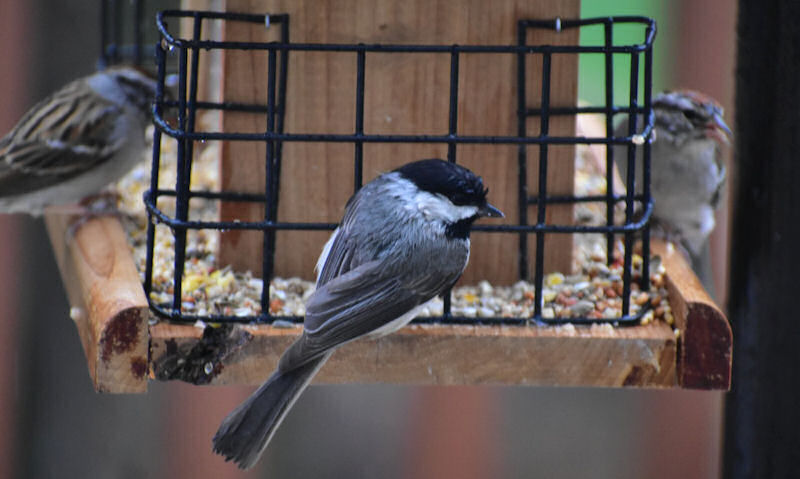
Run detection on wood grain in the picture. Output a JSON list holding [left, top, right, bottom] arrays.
[[216, 0, 579, 283], [44, 209, 149, 393], [151, 321, 677, 388], [41, 212, 731, 391], [652, 239, 732, 389]]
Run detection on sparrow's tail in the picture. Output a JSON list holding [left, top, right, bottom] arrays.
[[212, 353, 330, 469]]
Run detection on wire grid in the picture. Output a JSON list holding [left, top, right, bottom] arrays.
[[99, 0, 181, 71], [143, 9, 656, 326]]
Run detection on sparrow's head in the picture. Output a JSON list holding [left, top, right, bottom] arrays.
[[97, 66, 159, 118], [653, 90, 732, 146], [394, 159, 503, 238]]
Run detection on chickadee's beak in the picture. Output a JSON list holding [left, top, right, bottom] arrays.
[[480, 203, 504, 218], [708, 113, 733, 145]]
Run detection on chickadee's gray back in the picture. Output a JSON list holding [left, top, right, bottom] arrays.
[[320, 176, 464, 286], [212, 158, 503, 469]]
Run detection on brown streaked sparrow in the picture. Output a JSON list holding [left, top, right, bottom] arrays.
[[0, 66, 157, 215], [615, 90, 732, 258]]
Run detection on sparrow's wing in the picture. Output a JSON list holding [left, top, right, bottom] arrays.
[[709, 145, 727, 208], [279, 257, 457, 372], [0, 81, 124, 197]]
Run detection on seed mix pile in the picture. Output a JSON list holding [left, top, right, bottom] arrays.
[[114, 122, 672, 327]]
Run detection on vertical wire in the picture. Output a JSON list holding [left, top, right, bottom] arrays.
[[447, 48, 459, 163], [604, 20, 616, 265], [443, 48, 461, 319], [99, 0, 108, 68], [144, 40, 168, 298], [171, 41, 189, 316], [533, 52, 552, 320], [274, 16, 289, 202], [640, 34, 653, 291], [354, 47, 366, 192], [133, 0, 143, 66], [516, 22, 530, 282], [621, 52, 640, 317], [261, 48, 278, 318], [171, 13, 203, 317], [184, 13, 202, 181], [112, 0, 122, 64]]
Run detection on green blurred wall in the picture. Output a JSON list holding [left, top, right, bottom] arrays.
[[579, 0, 675, 105]]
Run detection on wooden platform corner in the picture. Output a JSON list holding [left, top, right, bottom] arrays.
[[44, 213, 731, 392]]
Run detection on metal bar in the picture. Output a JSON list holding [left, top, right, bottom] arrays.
[[528, 193, 648, 204], [526, 105, 649, 116], [151, 117, 655, 145], [147, 303, 650, 326], [532, 52, 552, 320], [440, 48, 462, 319], [184, 14, 203, 181], [170, 12, 204, 316], [143, 200, 654, 234], [155, 102, 647, 117], [144, 40, 169, 297], [621, 52, 640, 316], [261, 48, 279, 315], [133, 0, 143, 66], [171, 41, 190, 315], [354, 48, 366, 191], [640, 38, 654, 290], [516, 21, 530, 281], [161, 10, 655, 32], [156, 38, 656, 55], [99, 0, 108, 68], [112, 0, 122, 64], [447, 48, 460, 163], [274, 15, 290, 195], [604, 20, 616, 265]]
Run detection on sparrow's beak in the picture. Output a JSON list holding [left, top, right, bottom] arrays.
[[480, 203, 504, 218], [708, 113, 733, 145]]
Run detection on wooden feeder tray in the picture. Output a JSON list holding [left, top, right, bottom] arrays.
[[45, 1, 731, 393], [45, 210, 731, 393]]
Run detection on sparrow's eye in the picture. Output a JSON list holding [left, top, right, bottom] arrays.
[[682, 109, 705, 124]]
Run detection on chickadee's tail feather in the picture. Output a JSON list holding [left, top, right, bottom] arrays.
[[212, 354, 330, 469]]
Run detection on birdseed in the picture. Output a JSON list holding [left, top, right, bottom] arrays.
[[113, 124, 673, 327]]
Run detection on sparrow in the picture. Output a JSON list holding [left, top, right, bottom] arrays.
[[0, 66, 157, 215], [615, 90, 731, 249], [212, 158, 503, 469]]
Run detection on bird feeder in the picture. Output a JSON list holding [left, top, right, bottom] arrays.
[[44, 0, 731, 394]]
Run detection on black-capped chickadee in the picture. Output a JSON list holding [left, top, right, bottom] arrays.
[[212, 158, 504, 469], [0, 66, 157, 215]]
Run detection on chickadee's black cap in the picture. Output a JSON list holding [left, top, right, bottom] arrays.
[[394, 158, 489, 207]]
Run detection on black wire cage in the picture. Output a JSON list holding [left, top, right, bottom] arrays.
[[137, 9, 655, 327], [98, 0, 179, 71]]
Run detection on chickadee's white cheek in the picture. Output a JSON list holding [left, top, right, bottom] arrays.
[[413, 191, 477, 222]]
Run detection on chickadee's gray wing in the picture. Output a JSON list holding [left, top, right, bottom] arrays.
[[315, 228, 357, 287], [279, 257, 458, 372], [0, 84, 123, 197]]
